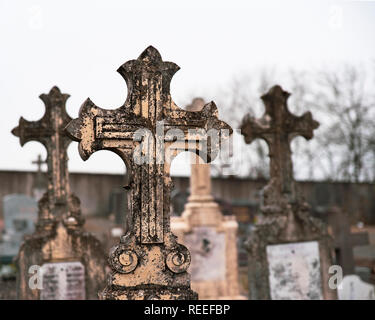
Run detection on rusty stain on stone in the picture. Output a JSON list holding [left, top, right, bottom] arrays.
[[65, 46, 232, 300], [240, 85, 337, 300], [12, 87, 106, 299]]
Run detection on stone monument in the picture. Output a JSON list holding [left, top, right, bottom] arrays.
[[12, 86, 106, 299], [65, 46, 232, 300], [240, 85, 336, 300], [172, 98, 244, 299]]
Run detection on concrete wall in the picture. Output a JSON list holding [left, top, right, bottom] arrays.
[[0, 170, 374, 224], [0, 170, 126, 220]]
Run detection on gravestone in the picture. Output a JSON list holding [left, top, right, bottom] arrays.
[[12, 86, 106, 299], [240, 85, 336, 300], [338, 275, 375, 300], [171, 98, 245, 299], [65, 46, 231, 300], [327, 206, 369, 275], [0, 194, 38, 263]]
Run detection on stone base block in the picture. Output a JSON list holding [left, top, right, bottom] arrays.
[[100, 285, 198, 300]]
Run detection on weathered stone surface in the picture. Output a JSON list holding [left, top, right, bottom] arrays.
[[66, 46, 232, 300], [12, 87, 106, 299], [267, 241, 323, 300], [240, 85, 336, 300], [171, 98, 244, 299]]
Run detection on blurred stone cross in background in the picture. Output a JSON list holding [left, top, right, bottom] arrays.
[[66, 46, 232, 300], [31, 154, 47, 200], [32, 154, 46, 173], [240, 85, 336, 300], [241, 85, 319, 209], [12, 87, 105, 300]]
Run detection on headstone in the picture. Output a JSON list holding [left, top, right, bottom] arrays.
[[31, 154, 47, 201], [0, 194, 37, 263], [65, 46, 231, 300], [240, 85, 336, 300], [12, 86, 106, 299], [172, 98, 245, 299], [327, 206, 369, 275], [338, 275, 375, 300]]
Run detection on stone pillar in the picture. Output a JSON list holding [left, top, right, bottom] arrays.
[[172, 98, 245, 300]]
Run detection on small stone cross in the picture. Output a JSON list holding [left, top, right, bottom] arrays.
[[12, 87, 81, 229], [32, 154, 46, 173]]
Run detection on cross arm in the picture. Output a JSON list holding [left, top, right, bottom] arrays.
[[12, 87, 71, 147]]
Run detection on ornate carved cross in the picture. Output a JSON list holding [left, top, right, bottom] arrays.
[[240, 85, 319, 209], [12, 87, 81, 229], [65, 46, 231, 299]]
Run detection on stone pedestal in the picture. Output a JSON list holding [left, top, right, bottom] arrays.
[[172, 154, 245, 299]]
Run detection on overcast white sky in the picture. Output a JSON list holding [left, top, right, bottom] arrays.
[[1, 0, 374, 176]]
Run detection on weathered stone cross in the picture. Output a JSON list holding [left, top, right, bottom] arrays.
[[240, 85, 319, 211], [12, 87, 105, 300], [241, 86, 337, 300], [66, 46, 231, 299], [12, 87, 80, 229]]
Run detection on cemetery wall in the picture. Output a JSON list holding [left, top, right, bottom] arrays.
[[0, 170, 374, 224]]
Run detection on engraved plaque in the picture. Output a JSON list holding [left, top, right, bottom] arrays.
[[40, 261, 85, 300], [185, 227, 226, 281], [267, 241, 323, 300]]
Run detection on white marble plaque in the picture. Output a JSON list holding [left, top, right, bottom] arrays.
[[338, 275, 375, 300], [185, 226, 226, 281], [267, 241, 323, 300], [40, 261, 85, 300]]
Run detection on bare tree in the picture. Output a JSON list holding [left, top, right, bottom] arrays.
[[311, 64, 375, 182], [212, 63, 375, 182], [213, 69, 277, 179]]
